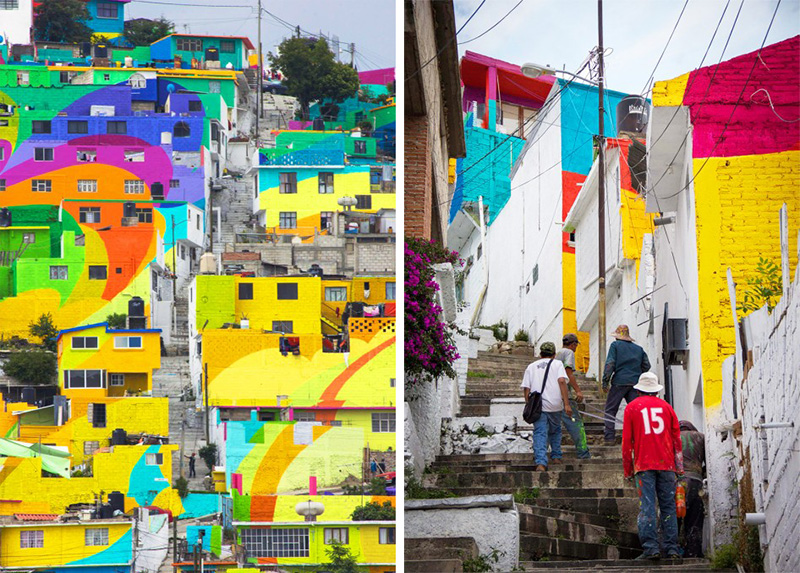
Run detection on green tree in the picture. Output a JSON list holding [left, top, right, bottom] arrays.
[[124, 17, 175, 46], [3, 351, 57, 386], [320, 541, 360, 573], [368, 477, 387, 495], [350, 500, 395, 521], [34, 0, 93, 44], [198, 443, 218, 471], [105, 313, 127, 330], [738, 257, 783, 315], [269, 37, 359, 120], [29, 313, 58, 352]]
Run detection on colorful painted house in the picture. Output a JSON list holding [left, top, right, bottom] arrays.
[[83, 0, 131, 41], [257, 131, 395, 235], [233, 494, 396, 572], [150, 34, 255, 71]]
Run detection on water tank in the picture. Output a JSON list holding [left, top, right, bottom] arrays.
[[205, 47, 219, 61], [200, 251, 216, 274], [0, 207, 11, 228], [111, 428, 127, 445], [80, 42, 92, 57], [128, 296, 145, 317], [20, 386, 35, 404], [295, 500, 325, 522], [123, 202, 136, 218], [151, 182, 164, 200], [94, 45, 108, 59], [312, 117, 325, 131], [128, 316, 147, 329], [616, 96, 649, 138], [124, 56, 133, 68], [308, 264, 323, 278], [100, 504, 113, 519], [108, 491, 125, 513]]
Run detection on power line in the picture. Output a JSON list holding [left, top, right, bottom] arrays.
[[459, 0, 525, 45], [134, 0, 252, 7], [637, 0, 690, 97]]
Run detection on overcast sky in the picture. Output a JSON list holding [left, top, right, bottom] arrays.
[[126, 0, 396, 71], [453, 0, 799, 95]]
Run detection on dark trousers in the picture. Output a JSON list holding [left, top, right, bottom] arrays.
[[189, 462, 196, 478], [604, 385, 638, 440], [678, 478, 705, 557]]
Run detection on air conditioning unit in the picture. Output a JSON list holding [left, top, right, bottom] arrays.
[[664, 318, 688, 365]]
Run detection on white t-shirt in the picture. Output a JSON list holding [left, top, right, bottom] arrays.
[[520, 358, 568, 412]]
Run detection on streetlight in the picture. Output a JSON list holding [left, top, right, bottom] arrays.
[[521, 0, 607, 382]]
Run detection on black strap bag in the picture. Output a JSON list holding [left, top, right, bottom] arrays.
[[522, 358, 554, 424]]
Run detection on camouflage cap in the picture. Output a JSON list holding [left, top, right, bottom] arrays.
[[562, 333, 579, 345], [540, 341, 556, 355]]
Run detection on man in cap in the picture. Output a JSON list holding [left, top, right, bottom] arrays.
[[521, 342, 571, 471], [678, 420, 706, 557], [602, 324, 651, 444], [622, 372, 684, 560], [556, 334, 590, 459]]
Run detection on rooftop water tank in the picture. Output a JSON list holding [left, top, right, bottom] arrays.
[[616, 95, 649, 138], [200, 252, 216, 274]]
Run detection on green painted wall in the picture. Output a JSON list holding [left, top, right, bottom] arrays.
[[14, 231, 86, 303], [0, 228, 52, 260], [196, 275, 236, 329], [344, 137, 376, 158]]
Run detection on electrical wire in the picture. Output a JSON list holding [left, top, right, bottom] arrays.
[[133, 0, 252, 7], [637, 0, 690, 97], [459, 0, 526, 45]]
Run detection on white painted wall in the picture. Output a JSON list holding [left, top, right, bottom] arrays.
[[481, 92, 564, 345], [0, 0, 33, 46], [135, 509, 169, 573]]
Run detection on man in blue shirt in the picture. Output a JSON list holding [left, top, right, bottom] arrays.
[[602, 325, 651, 444]]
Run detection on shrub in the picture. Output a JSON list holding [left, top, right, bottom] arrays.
[[368, 477, 387, 495], [738, 257, 782, 314], [514, 328, 529, 342], [3, 351, 57, 385], [198, 444, 217, 471], [174, 477, 189, 499], [711, 543, 738, 569], [106, 313, 127, 330], [322, 541, 359, 573], [405, 237, 462, 388], [490, 320, 508, 341], [29, 313, 58, 351], [350, 500, 395, 521]]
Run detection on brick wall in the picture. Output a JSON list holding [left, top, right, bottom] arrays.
[[405, 114, 432, 240]]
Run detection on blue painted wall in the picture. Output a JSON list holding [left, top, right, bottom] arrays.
[[86, 0, 127, 36]]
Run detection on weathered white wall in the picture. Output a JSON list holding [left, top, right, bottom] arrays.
[[135, 509, 170, 573], [0, 0, 33, 46], [735, 264, 800, 573], [482, 92, 563, 344]]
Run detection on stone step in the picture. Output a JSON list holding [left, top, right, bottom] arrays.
[[430, 470, 633, 491], [520, 533, 640, 562], [517, 504, 637, 535], [405, 559, 463, 572], [520, 558, 719, 572], [405, 537, 478, 561], [434, 449, 622, 464], [430, 458, 621, 474], [518, 507, 640, 546]]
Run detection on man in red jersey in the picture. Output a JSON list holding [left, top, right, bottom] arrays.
[[622, 372, 684, 560]]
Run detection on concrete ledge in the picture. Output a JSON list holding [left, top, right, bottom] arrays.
[[405, 493, 514, 511]]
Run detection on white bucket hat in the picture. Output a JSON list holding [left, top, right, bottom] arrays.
[[633, 372, 663, 393]]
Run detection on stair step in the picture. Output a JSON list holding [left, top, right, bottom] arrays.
[[519, 558, 720, 572], [520, 533, 640, 561], [431, 471, 633, 491], [405, 559, 463, 572], [518, 504, 637, 534], [519, 507, 640, 546]]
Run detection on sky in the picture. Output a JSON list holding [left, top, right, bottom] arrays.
[[453, 0, 799, 96], [126, 0, 396, 71]]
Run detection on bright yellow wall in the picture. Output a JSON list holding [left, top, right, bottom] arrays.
[[693, 151, 800, 407], [620, 188, 655, 279], [562, 251, 591, 372]]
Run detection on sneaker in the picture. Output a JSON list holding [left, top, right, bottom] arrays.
[[535, 464, 547, 471], [635, 552, 660, 561]]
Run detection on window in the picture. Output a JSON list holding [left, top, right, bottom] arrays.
[[75, 234, 85, 246], [128, 73, 146, 89], [372, 412, 395, 433], [170, 179, 180, 188], [84, 441, 100, 455], [78, 179, 98, 193], [108, 121, 127, 134], [131, 207, 152, 223], [238, 282, 253, 300], [220, 40, 235, 53], [103, 74, 110, 82], [355, 195, 372, 210], [324, 528, 349, 545], [23, 233, 35, 244], [124, 150, 144, 162], [385, 282, 396, 301], [79, 207, 101, 223], [318, 172, 334, 194], [96, 2, 118, 18], [277, 283, 298, 300], [325, 287, 347, 302], [90, 403, 106, 427], [31, 179, 51, 192], [0, 179, 5, 192], [115, 336, 143, 349], [0, 0, 20, 9], [64, 370, 105, 389], [189, 100, 202, 112], [279, 172, 297, 194], [379, 528, 396, 545], [89, 266, 107, 280], [353, 140, 367, 154], [173, 121, 191, 138], [68, 120, 88, 134], [196, 214, 201, 230], [50, 266, 68, 280], [20, 530, 43, 549], [34, 147, 54, 161], [77, 149, 97, 162], [532, 264, 539, 286], [85, 528, 109, 546], [146, 452, 163, 465], [176, 38, 203, 52], [110, 374, 125, 386], [72, 336, 99, 349], [241, 528, 309, 558], [272, 321, 293, 333], [32, 120, 51, 134], [209, 81, 221, 94], [17, 71, 29, 85], [125, 180, 145, 194], [279, 212, 297, 229], [320, 211, 334, 232], [294, 410, 315, 422], [390, 378, 396, 387]]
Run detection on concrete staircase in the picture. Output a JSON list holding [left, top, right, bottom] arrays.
[[213, 178, 255, 256], [171, 293, 189, 356], [419, 350, 723, 571], [405, 537, 479, 572]]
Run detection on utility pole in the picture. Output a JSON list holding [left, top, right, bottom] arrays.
[[350, 42, 355, 68], [597, 0, 607, 382], [171, 215, 177, 301], [204, 362, 210, 442], [172, 516, 178, 564], [256, 0, 262, 139]]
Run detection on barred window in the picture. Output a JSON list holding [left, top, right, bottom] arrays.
[[241, 528, 309, 558], [136, 208, 153, 223], [355, 195, 372, 209], [124, 180, 145, 194], [0, 0, 21, 9], [34, 147, 54, 161], [31, 179, 52, 192], [371, 412, 395, 433], [78, 179, 98, 193], [85, 528, 109, 546], [68, 120, 88, 134], [294, 410, 315, 422], [20, 530, 43, 548], [50, 266, 68, 280], [79, 207, 101, 223], [220, 40, 235, 53]]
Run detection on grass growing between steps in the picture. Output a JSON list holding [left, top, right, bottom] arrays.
[[406, 477, 457, 499], [461, 548, 502, 572], [467, 370, 495, 378], [513, 487, 540, 504]]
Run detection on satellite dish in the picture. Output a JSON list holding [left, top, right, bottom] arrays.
[[167, 84, 175, 93]]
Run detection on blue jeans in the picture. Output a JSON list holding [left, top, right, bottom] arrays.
[[562, 400, 591, 459], [636, 470, 680, 556], [532, 411, 562, 467]]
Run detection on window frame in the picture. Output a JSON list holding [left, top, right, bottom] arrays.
[[114, 336, 143, 349], [355, 195, 372, 210], [324, 528, 349, 545], [77, 179, 98, 193], [279, 172, 297, 194], [272, 320, 293, 333], [277, 283, 298, 300], [318, 172, 334, 194], [353, 140, 367, 154], [88, 265, 108, 280], [240, 527, 310, 558], [67, 120, 88, 134], [124, 180, 145, 194], [279, 212, 297, 229], [71, 336, 99, 350], [85, 528, 109, 546], [324, 286, 347, 302], [20, 530, 43, 549], [176, 37, 203, 52], [371, 412, 395, 433], [96, 2, 118, 18], [31, 179, 52, 192], [220, 40, 236, 53], [136, 208, 153, 224], [31, 120, 51, 134], [379, 527, 396, 545], [107, 121, 127, 135], [385, 282, 396, 301], [173, 121, 191, 138], [84, 440, 100, 455], [50, 265, 68, 280], [145, 452, 164, 466], [79, 206, 101, 224], [238, 282, 254, 300], [34, 147, 54, 162], [22, 233, 35, 244], [63, 369, 105, 389], [110, 373, 125, 386]]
